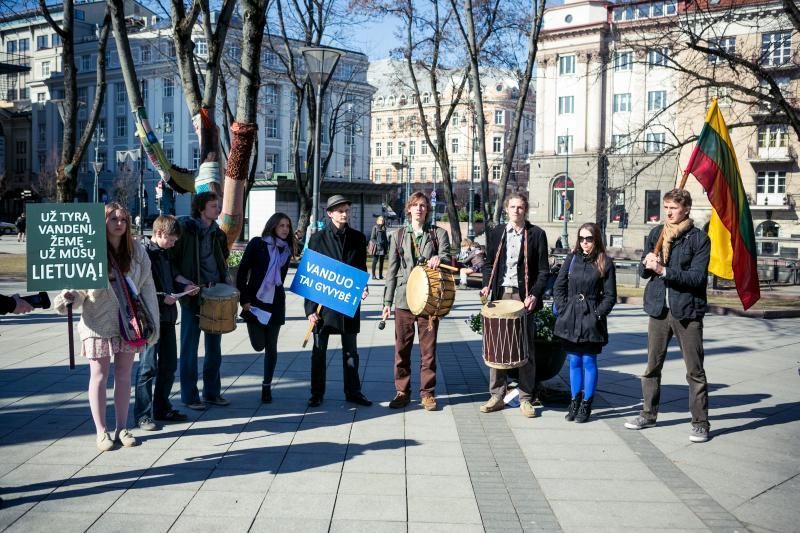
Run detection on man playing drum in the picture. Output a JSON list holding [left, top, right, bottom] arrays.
[[170, 191, 231, 410], [383, 192, 451, 411], [480, 193, 550, 417], [305, 195, 372, 408]]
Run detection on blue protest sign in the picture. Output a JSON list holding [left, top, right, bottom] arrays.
[[289, 249, 370, 318]]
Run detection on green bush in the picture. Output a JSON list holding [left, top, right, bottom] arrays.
[[227, 250, 244, 268]]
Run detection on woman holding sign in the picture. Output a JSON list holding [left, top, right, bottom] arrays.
[[55, 203, 159, 452], [237, 213, 296, 403], [382, 191, 451, 411]]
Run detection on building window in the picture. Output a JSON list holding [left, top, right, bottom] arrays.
[[399, 116, 405, 130], [266, 118, 278, 138], [77, 86, 88, 104], [409, 167, 415, 182], [98, 119, 106, 139], [16, 158, 26, 173], [492, 165, 501, 180], [451, 137, 459, 153], [265, 84, 278, 104], [195, 39, 207, 56], [708, 86, 732, 107], [761, 31, 792, 66], [375, 118, 381, 131], [611, 134, 631, 153], [552, 176, 574, 220], [708, 36, 735, 63], [80, 54, 91, 71], [756, 220, 780, 256], [420, 167, 427, 182], [51, 33, 61, 47], [613, 93, 631, 113], [422, 92, 430, 104], [645, 132, 666, 152], [141, 45, 151, 63], [41, 61, 51, 77], [614, 51, 632, 71], [141, 79, 148, 101], [557, 135, 573, 154], [647, 48, 669, 68], [387, 117, 393, 130], [610, 190, 626, 223], [559, 55, 576, 75], [494, 110, 504, 125], [757, 171, 786, 194], [18, 38, 29, 52], [16, 140, 26, 154], [386, 141, 393, 157], [265, 152, 279, 172], [115, 82, 126, 104], [451, 112, 459, 126], [163, 77, 174, 97], [421, 141, 428, 155], [37, 35, 49, 50], [644, 190, 661, 222], [492, 136, 502, 153], [647, 90, 667, 112], [6, 40, 17, 54], [116, 116, 127, 137], [758, 125, 788, 148], [375, 143, 382, 157], [409, 140, 416, 155], [37, 92, 46, 103], [388, 95, 395, 106], [163, 112, 174, 133], [165, 146, 174, 160], [191, 146, 200, 168], [558, 96, 574, 114], [374, 169, 381, 182]]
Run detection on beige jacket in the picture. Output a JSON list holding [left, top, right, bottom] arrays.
[[383, 224, 451, 310], [55, 240, 159, 346]]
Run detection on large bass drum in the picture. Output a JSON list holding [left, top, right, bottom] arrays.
[[199, 283, 240, 334], [406, 265, 456, 318], [481, 299, 529, 370]]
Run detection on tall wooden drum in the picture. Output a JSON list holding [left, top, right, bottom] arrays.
[[406, 265, 456, 318], [199, 283, 240, 334], [481, 299, 528, 369]]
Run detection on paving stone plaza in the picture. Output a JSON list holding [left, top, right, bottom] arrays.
[[0, 257, 798, 532]]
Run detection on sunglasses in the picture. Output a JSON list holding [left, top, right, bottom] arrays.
[[578, 236, 594, 243]]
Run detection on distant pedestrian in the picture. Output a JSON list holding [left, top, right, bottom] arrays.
[[624, 188, 712, 443], [237, 213, 295, 404], [15, 213, 26, 242], [369, 216, 389, 280], [553, 223, 616, 424], [554, 236, 563, 250]]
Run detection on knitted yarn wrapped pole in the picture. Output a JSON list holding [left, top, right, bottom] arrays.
[[220, 121, 258, 250], [192, 107, 223, 196]]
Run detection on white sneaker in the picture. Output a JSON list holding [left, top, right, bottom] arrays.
[[96, 432, 114, 452], [115, 428, 137, 447]]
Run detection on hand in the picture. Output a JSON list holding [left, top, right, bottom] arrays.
[[12, 295, 33, 314], [164, 295, 177, 305], [427, 256, 441, 269], [62, 290, 79, 303], [361, 287, 369, 301], [242, 303, 252, 312], [308, 313, 321, 327], [185, 284, 201, 296], [381, 306, 391, 320], [524, 295, 536, 312], [480, 286, 490, 299]]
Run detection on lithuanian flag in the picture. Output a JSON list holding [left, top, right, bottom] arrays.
[[685, 98, 760, 310]]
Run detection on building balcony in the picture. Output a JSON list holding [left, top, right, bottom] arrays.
[[749, 97, 797, 117], [747, 145, 796, 163], [0, 52, 32, 74], [748, 192, 795, 211]]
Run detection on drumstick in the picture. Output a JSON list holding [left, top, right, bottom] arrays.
[[302, 304, 322, 348], [438, 264, 459, 272]]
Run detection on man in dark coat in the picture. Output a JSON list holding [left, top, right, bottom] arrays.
[[625, 188, 711, 443], [304, 195, 372, 408], [480, 193, 549, 418]]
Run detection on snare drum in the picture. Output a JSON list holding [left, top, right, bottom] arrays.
[[406, 265, 456, 318], [481, 299, 528, 369], [199, 284, 240, 334]]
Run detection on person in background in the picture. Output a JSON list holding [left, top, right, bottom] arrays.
[[369, 216, 389, 280], [54, 202, 159, 451], [0, 293, 34, 315], [553, 222, 617, 424], [305, 195, 372, 408], [237, 213, 295, 403], [15, 213, 26, 243], [134, 215, 199, 431]]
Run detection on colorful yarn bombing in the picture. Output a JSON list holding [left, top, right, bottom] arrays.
[[196, 162, 220, 193], [135, 107, 195, 195]]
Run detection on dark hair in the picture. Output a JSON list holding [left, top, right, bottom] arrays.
[[105, 202, 134, 273], [573, 222, 609, 277], [192, 191, 219, 218], [504, 192, 529, 211], [663, 188, 692, 209], [405, 191, 431, 221], [262, 212, 297, 255]]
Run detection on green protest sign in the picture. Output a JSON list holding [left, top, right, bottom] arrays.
[[26, 203, 108, 291]]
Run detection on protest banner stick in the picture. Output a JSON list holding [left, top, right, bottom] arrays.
[[67, 303, 75, 370], [302, 304, 322, 348]]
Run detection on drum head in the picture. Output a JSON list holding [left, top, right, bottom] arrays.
[[481, 299, 526, 319], [406, 266, 431, 315], [202, 283, 238, 298]]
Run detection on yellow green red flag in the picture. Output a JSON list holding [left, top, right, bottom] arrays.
[[685, 99, 760, 310]]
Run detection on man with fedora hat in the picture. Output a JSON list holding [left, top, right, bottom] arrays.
[[304, 194, 372, 408]]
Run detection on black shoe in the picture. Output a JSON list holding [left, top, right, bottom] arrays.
[[345, 393, 373, 407], [565, 392, 583, 422], [261, 384, 272, 404], [156, 409, 189, 423], [378, 276, 384, 280], [308, 395, 323, 407], [575, 398, 593, 423]]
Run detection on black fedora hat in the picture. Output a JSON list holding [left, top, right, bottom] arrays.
[[326, 194, 352, 211]]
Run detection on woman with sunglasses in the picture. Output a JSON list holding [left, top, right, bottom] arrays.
[[553, 222, 616, 423]]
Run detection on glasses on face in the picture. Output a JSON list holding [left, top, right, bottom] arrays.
[[578, 235, 594, 243]]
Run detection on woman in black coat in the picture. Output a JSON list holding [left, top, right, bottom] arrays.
[[237, 213, 296, 403], [553, 222, 616, 423], [369, 216, 389, 279]]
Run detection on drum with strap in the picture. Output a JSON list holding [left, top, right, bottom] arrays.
[[481, 299, 529, 369], [406, 265, 456, 318], [199, 283, 240, 334]]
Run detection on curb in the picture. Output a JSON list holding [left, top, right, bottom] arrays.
[[616, 296, 800, 319]]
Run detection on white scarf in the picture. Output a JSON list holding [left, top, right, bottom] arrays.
[[256, 236, 290, 304]]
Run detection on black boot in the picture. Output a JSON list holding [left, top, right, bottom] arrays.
[[261, 384, 272, 404], [575, 397, 593, 423], [565, 392, 582, 421]]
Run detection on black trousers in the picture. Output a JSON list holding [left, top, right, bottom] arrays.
[[310, 330, 362, 398]]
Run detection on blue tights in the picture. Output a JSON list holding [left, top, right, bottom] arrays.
[[568, 353, 597, 400]]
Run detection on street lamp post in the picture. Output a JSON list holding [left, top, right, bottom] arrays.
[[561, 128, 570, 246], [138, 78, 146, 237], [302, 47, 342, 235], [468, 108, 476, 240], [91, 129, 104, 203]]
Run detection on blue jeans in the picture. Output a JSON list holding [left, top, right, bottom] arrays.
[[179, 303, 222, 404], [134, 322, 177, 421]]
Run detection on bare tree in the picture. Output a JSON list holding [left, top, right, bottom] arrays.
[[39, 0, 111, 202]]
